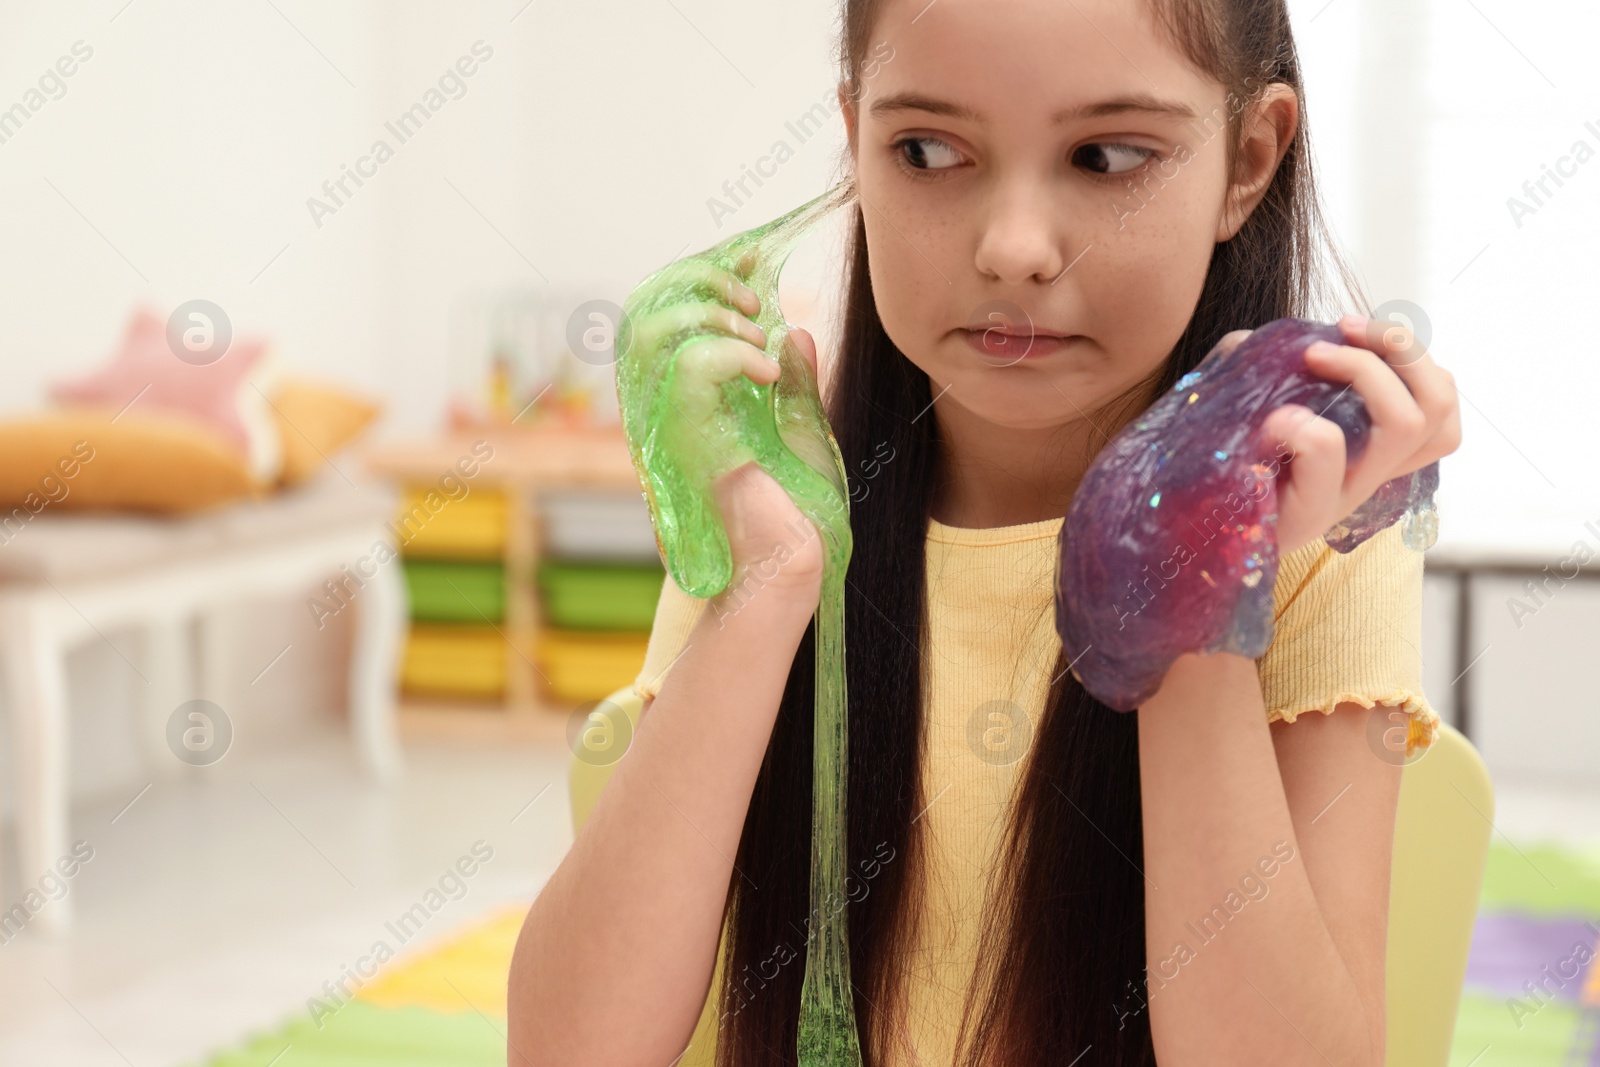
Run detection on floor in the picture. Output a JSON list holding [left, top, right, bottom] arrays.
[[0, 720, 1594, 1067], [0, 720, 572, 1067]]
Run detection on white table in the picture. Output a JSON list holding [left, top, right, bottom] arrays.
[[0, 471, 406, 934]]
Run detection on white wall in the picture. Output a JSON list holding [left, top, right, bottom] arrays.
[[0, 0, 851, 428], [1414, 0, 1600, 781]]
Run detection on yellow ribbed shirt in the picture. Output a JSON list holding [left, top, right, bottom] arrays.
[[631, 515, 1439, 1067]]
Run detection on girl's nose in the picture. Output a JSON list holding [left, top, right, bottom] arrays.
[[972, 183, 1069, 285]]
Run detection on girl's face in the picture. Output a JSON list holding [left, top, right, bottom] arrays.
[[841, 0, 1295, 435]]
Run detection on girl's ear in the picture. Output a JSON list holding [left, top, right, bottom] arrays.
[[1216, 84, 1300, 242]]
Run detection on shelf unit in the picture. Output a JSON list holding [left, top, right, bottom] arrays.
[[362, 424, 657, 740]]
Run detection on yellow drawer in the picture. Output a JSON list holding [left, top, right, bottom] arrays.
[[535, 628, 650, 704], [395, 487, 507, 560], [401, 624, 506, 697]]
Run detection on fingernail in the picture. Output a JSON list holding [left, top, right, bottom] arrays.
[[1340, 313, 1369, 329]]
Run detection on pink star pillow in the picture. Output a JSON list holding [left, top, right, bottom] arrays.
[[53, 307, 280, 480]]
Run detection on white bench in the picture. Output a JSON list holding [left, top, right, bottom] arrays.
[[0, 471, 406, 934]]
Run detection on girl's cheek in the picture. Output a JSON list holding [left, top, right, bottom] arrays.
[[865, 217, 963, 351], [1072, 239, 1211, 384]]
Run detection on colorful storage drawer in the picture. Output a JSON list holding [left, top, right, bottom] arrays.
[[401, 625, 506, 697], [535, 628, 651, 704], [536, 560, 664, 630], [396, 487, 507, 559], [404, 560, 506, 622]]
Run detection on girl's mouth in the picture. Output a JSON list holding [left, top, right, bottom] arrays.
[[960, 328, 1080, 364]]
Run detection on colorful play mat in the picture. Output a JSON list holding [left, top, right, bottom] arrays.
[[194, 905, 523, 1067], [1452, 840, 1600, 1065], [191, 840, 1600, 1067]]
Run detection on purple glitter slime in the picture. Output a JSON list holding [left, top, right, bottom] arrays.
[[1055, 316, 1440, 711]]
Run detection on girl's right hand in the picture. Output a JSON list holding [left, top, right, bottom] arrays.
[[616, 257, 824, 610], [712, 457, 824, 612]]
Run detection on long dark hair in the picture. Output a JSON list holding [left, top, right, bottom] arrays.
[[714, 1, 1367, 1063]]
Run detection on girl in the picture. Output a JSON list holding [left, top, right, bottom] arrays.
[[509, 0, 1461, 1063]]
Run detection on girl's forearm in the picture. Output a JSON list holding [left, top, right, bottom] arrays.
[[1136, 652, 1376, 1067], [507, 582, 817, 1067]]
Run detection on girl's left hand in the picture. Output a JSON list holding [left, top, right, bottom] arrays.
[[1250, 313, 1462, 558]]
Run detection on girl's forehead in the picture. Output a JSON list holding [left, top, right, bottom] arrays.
[[864, 0, 1220, 117]]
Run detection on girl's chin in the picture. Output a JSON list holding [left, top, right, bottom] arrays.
[[915, 346, 1163, 430], [933, 387, 1107, 434]]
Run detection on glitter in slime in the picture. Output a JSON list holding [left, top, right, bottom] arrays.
[[1055, 316, 1441, 712], [614, 180, 864, 1065]]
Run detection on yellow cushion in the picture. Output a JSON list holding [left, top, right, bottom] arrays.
[[269, 377, 381, 488], [1385, 722, 1495, 1064], [0, 410, 257, 514]]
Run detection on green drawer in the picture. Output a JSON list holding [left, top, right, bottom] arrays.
[[403, 560, 506, 623], [537, 560, 665, 630]]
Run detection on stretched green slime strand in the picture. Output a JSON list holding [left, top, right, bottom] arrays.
[[614, 181, 863, 1066]]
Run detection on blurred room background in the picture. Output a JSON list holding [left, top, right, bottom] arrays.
[[0, 0, 1594, 1064]]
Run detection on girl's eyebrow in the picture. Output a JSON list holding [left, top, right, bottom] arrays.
[[868, 90, 1198, 124]]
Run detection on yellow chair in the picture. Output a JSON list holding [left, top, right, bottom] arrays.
[[566, 688, 731, 1067], [1386, 721, 1495, 1065], [567, 692, 1494, 1067], [568, 688, 647, 834]]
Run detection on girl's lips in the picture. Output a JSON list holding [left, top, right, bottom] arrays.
[[960, 328, 1079, 363]]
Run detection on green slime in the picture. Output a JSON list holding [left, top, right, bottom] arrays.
[[614, 181, 863, 1066]]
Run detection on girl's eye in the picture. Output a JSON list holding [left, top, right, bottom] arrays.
[[1073, 142, 1156, 177], [894, 136, 964, 172]]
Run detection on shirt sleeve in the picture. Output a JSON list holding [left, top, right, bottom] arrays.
[[1256, 520, 1441, 755], [632, 568, 710, 702]]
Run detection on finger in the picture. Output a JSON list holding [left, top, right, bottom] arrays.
[[1302, 340, 1426, 498], [1337, 314, 1455, 430], [787, 327, 819, 379], [1261, 403, 1346, 529], [1216, 328, 1253, 359], [649, 259, 761, 317], [1397, 359, 1459, 464], [1332, 315, 1466, 478], [677, 333, 779, 387], [630, 301, 768, 360], [666, 336, 777, 441], [1341, 313, 1430, 370], [733, 245, 760, 281], [1417, 402, 1462, 466], [1261, 403, 1346, 468]]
